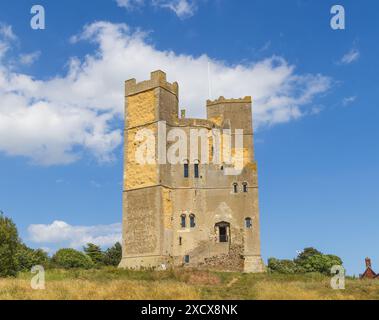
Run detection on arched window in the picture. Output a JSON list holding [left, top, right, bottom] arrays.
[[242, 182, 248, 193], [245, 217, 252, 229], [189, 214, 196, 228], [233, 183, 238, 193], [184, 162, 189, 178], [180, 214, 186, 228]]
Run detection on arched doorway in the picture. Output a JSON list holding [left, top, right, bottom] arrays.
[[215, 221, 230, 243]]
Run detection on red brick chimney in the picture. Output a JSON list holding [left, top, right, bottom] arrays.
[[365, 257, 372, 268]]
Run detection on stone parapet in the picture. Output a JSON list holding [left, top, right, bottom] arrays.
[[125, 70, 179, 97], [206, 96, 252, 106]]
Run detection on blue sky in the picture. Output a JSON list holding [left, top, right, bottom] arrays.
[[0, 0, 377, 276]]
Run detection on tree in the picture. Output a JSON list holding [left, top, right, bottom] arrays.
[[16, 243, 50, 271], [52, 248, 94, 269], [295, 253, 342, 275], [83, 243, 104, 266], [268, 247, 343, 275], [103, 242, 122, 266], [295, 247, 322, 262], [0, 212, 20, 277]]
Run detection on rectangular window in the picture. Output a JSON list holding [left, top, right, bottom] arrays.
[[194, 163, 199, 178], [184, 255, 190, 263], [184, 163, 189, 178], [190, 214, 195, 228], [219, 226, 228, 243], [180, 215, 186, 228]]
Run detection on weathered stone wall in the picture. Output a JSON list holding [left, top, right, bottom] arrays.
[[127, 90, 156, 128], [123, 188, 161, 256], [120, 70, 265, 273], [199, 244, 245, 272], [125, 124, 158, 190]]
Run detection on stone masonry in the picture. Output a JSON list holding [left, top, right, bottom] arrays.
[[118, 70, 265, 273]]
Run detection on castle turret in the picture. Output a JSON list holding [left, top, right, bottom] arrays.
[[119, 70, 178, 269], [207, 96, 255, 162]]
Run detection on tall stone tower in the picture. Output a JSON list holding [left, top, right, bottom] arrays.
[[119, 70, 265, 273]]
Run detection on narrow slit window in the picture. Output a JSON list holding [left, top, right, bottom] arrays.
[[180, 214, 186, 228], [194, 163, 199, 178], [190, 214, 196, 228], [179, 236, 182, 245]]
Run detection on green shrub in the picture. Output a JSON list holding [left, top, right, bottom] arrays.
[[0, 213, 20, 277], [268, 258, 298, 274], [103, 242, 122, 266], [16, 244, 50, 271], [52, 248, 94, 269]]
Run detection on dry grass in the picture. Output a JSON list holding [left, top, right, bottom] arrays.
[[1, 268, 378, 300], [0, 278, 200, 300]]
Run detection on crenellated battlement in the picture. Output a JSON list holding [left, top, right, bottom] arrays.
[[206, 96, 252, 106], [125, 70, 179, 97]]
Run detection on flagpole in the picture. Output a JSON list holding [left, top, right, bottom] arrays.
[[208, 61, 212, 100]]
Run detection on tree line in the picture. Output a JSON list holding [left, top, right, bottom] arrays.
[[0, 212, 121, 277], [1, 211, 343, 277], [268, 247, 343, 275]]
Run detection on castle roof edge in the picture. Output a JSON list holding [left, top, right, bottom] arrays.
[[206, 96, 252, 106]]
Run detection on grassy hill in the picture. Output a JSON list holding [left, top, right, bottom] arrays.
[[0, 267, 378, 300]]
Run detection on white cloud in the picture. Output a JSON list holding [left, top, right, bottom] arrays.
[[115, 0, 197, 18], [19, 51, 40, 66], [0, 24, 122, 165], [0, 21, 331, 165], [340, 48, 360, 65], [0, 23, 16, 41], [342, 96, 356, 106], [153, 0, 197, 18], [28, 220, 122, 248], [115, 0, 144, 9], [0, 23, 16, 59]]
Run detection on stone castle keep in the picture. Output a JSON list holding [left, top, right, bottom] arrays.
[[119, 70, 265, 273]]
